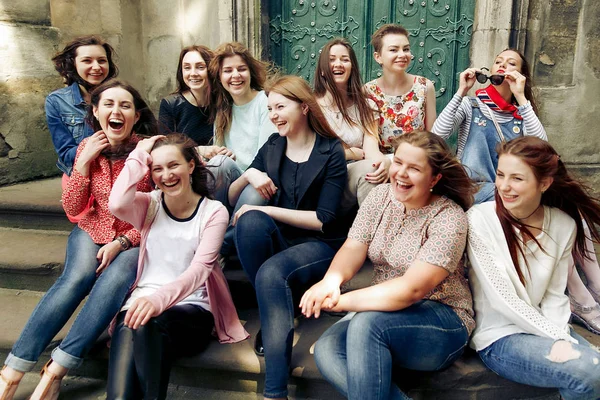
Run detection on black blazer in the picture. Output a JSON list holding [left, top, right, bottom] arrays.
[[248, 132, 348, 246]]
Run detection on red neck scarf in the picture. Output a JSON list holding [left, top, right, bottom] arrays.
[[475, 85, 522, 120]]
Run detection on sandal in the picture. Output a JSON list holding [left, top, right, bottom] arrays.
[[0, 367, 21, 400], [570, 297, 600, 335], [29, 360, 63, 400]]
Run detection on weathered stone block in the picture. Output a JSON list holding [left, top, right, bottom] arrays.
[[0, 23, 60, 79], [0, 0, 51, 25], [535, 36, 576, 86]]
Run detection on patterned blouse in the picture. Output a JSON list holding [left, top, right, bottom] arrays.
[[365, 76, 429, 154], [62, 136, 153, 246], [348, 184, 475, 334]]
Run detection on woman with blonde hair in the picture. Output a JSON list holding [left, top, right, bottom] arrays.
[[232, 75, 348, 400]]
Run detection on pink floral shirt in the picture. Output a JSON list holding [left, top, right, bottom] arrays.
[[349, 184, 475, 334], [365, 76, 429, 154]]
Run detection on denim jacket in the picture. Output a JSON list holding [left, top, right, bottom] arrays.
[[45, 82, 94, 175]]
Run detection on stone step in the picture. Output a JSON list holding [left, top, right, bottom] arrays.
[[0, 288, 581, 399], [0, 177, 74, 232]]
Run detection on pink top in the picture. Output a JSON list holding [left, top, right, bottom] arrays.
[[108, 148, 249, 344], [62, 136, 153, 246]]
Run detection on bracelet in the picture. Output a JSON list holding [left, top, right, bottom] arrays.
[[116, 235, 131, 250]]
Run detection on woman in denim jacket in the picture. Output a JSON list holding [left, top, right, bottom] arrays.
[[46, 35, 118, 176]]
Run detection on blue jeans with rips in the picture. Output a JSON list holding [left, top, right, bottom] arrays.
[[314, 300, 469, 400], [234, 210, 336, 399], [478, 330, 600, 400], [4, 226, 138, 371]]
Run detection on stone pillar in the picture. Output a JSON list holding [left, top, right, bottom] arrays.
[[470, 0, 513, 74], [0, 0, 62, 184]]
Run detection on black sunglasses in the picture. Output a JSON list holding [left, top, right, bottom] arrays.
[[475, 67, 505, 86]]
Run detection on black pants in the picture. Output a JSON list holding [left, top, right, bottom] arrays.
[[106, 304, 214, 400]]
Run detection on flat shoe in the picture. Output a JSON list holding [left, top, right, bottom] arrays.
[[254, 330, 264, 357]]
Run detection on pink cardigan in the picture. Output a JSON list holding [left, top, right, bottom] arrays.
[[108, 148, 248, 344]]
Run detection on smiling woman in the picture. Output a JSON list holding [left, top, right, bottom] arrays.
[[106, 134, 248, 399], [0, 79, 156, 400]]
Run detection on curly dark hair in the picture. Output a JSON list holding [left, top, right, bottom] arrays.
[[51, 35, 118, 89]]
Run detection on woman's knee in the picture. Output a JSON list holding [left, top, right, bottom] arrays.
[[236, 209, 273, 236]]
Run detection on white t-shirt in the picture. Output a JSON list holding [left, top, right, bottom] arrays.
[[320, 103, 364, 148], [122, 197, 210, 312], [223, 90, 277, 171]]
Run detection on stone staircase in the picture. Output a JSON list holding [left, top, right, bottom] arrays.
[[1, 177, 591, 399]]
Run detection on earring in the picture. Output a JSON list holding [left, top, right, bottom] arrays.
[[430, 188, 433, 192], [190, 175, 193, 185]]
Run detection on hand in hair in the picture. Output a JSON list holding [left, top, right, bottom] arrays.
[[74, 131, 111, 177], [124, 297, 158, 330], [136, 135, 165, 154]]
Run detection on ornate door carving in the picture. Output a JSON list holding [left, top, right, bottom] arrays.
[[268, 0, 475, 113]]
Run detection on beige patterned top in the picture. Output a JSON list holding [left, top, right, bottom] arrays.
[[349, 184, 475, 334]]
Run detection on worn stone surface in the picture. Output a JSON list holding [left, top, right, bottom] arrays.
[[0, 0, 50, 25]]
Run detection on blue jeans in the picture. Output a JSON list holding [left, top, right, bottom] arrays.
[[314, 300, 469, 400], [5, 226, 138, 371], [478, 331, 600, 400], [235, 210, 337, 399], [208, 154, 243, 208]]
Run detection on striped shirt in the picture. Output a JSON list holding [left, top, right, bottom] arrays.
[[432, 94, 547, 158]]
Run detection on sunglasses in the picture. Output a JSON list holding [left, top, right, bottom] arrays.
[[475, 67, 505, 86]]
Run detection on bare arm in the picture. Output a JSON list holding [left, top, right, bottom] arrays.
[[332, 260, 449, 312], [233, 205, 322, 231], [424, 79, 437, 131]]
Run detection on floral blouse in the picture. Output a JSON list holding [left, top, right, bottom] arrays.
[[365, 76, 429, 154], [348, 184, 475, 334]]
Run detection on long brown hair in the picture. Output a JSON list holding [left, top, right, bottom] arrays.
[[209, 42, 269, 145], [173, 45, 215, 122], [313, 38, 376, 136], [266, 75, 339, 140], [393, 131, 477, 211], [497, 48, 539, 114], [495, 137, 600, 285], [151, 134, 215, 198], [52, 35, 118, 89]]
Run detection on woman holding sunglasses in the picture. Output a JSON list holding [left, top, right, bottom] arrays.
[[432, 49, 547, 204]]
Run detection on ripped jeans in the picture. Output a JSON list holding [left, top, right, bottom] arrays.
[[479, 330, 600, 400]]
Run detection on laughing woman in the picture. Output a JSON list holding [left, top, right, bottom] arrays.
[[231, 75, 347, 400], [107, 134, 248, 400], [0, 80, 156, 400], [302, 131, 477, 400], [467, 137, 600, 399], [314, 38, 390, 210]]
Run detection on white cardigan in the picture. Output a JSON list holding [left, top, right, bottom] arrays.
[[466, 202, 577, 351]]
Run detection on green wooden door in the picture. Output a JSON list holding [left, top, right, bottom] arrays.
[[268, 0, 475, 114]]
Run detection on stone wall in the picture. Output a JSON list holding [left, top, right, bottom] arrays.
[[1, 0, 598, 189], [0, 0, 240, 185]]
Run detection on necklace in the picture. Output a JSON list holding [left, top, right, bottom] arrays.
[[511, 204, 541, 222]]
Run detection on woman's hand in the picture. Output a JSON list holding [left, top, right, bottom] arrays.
[[365, 157, 390, 184], [245, 169, 277, 200], [345, 147, 365, 161], [136, 135, 165, 154], [202, 146, 236, 160], [74, 131, 110, 177], [124, 297, 158, 329], [231, 204, 267, 226], [457, 68, 480, 96], [96, 240, 122, 274], [504, 70, 528, 106], [300, 277, 342, 318]]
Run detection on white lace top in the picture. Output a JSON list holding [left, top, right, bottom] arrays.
[[467, 202, 577, 351]]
